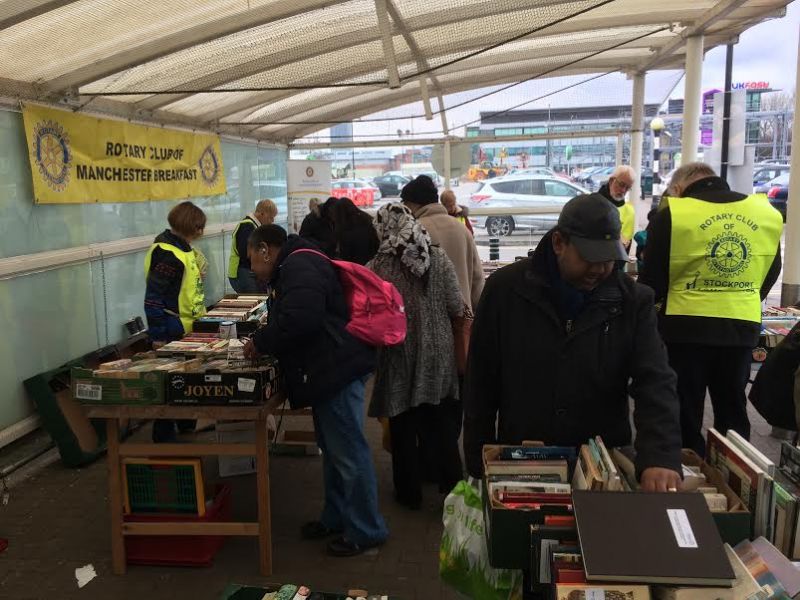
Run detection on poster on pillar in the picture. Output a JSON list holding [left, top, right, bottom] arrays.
[[21, 103, 226, 204], [287, 160, 331, 233]]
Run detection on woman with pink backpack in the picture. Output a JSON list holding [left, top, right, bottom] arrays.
[[243, 224, 388, 557], [367, 203, 465, 510]]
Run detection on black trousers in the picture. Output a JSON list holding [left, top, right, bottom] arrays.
[[667, 343, 752, 457], [389, 400, 464, 506]]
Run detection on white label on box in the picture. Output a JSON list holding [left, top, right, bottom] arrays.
[[237, 377, 256, 393], [585, 590, 605, 600], [204, 374, 222, 383], [667, 508, 698, 548], [75, 383, 102, 401]]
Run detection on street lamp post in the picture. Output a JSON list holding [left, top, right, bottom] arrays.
[[650, 116, 665, 185]]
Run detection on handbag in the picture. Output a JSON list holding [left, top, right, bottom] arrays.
[[452, 305, 474, 376]]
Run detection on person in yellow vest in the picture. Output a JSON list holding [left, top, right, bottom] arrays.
[[440, 189, 474, 235], [228, 198, 278, 293], [144, 201, 207, 442], [639, 162, 783, 456], [598, 165, 636, 253]]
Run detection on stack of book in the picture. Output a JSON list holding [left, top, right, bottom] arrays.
[[200, 295, 268, 323], [156, 334, 232, 355], [763, 307, 800, 318], [573, 436, 623, 491], [485, 445, 574, 511]]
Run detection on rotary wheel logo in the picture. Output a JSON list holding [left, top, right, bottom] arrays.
[[171, 375, 186, 391], [706, 232, 751, 277], [198, 145, 220, 186], [32, 120, 71, 192]]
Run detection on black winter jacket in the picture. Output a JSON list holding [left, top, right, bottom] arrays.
[[638, 177, 782, 347], [252, 235, 375, 408], [463, 231, 682, 479]]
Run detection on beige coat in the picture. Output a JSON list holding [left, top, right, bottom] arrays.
[[413, 203, 485, 310]]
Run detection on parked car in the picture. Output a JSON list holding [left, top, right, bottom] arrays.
[[573, 166, 605, 186], [753, 164, 790, 191], [330, 179, 380, 207], [586, 166, 616, 191], [372, 173, 410, 198], [762, 172, 790, 221], [468, 174, 589, 236]]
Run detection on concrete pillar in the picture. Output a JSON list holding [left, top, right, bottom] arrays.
[[630, 72, 645, 228], [444, 139, 451, 191], [615, 133, 623, 166], [780, 34, 800, 306], [682, 35, 704, 163]]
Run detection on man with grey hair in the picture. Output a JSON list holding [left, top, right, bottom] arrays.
[[639, 162, 783, 456], [228, 198, 278, 293], [598, 165, 637, 251]]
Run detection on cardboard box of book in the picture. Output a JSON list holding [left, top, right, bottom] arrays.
[[681, 449, 751, 546], [482, 444, 572, 570], [167, 358, 281, 406], [70, 357, 184, 405]]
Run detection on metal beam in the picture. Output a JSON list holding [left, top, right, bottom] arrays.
[[258, 52, 648, 139], [374, 0, 401, 88], [0, 0, 80, 31], [290, 128, 624, 150], [227, 45, 655, 130], [681, 35, 704, 163], [781, 32, 800, 305], [639, 0, 748, 71], [101, 1, 686, 112], [172, 6, 708, 123]]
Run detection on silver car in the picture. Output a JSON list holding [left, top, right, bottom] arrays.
[[468, 174, 588, 236]]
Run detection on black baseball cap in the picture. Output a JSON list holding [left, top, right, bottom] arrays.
[[557, 193, 628, 262]]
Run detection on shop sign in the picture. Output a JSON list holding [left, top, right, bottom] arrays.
[[22, 103, 226, 204], [731, 81, 770, 90]]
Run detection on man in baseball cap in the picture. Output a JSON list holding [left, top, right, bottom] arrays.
[[464, 192, 683, 493]]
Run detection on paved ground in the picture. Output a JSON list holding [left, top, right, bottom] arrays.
[[0, 393, 787, 600]]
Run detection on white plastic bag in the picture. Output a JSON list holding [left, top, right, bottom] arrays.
[[439, 479, 522, 600]]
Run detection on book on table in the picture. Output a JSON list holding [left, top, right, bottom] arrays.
[[572, 490, 735, 586]]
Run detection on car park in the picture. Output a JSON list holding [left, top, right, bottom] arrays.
[[753, 164, 790, 191], [372, 173, 411, 197], [762, 172, 790, 220], [330, 179, 380, 207], [467, 174, 589, 236]]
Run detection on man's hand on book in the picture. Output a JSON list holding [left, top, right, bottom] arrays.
[[640, 467, 682, 492]]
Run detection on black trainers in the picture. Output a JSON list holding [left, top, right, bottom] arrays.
[[326, 536, 384, 557], [300, 520, 341, 540]]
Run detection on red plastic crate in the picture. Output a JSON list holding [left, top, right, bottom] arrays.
[[124, 484, 231, 567]]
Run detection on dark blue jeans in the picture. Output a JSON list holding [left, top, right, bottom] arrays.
[[312, 376, 388, 546]]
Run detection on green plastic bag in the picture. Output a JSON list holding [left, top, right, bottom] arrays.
[[439, 479, 522, 600]]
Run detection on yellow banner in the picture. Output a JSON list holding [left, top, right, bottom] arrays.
[[22, 103, 226, 204]]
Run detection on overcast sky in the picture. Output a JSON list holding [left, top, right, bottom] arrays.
[[672, 0, 799, 97]]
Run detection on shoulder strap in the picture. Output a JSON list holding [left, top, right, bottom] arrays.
[[290, 248, 331, 261]]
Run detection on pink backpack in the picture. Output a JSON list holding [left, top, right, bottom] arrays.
[[290, 249, 407, 346]]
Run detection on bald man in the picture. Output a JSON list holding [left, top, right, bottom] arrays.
[[228, 199, 278, 293]]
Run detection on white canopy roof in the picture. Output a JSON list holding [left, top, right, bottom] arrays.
[[0, 0, 790, 142]]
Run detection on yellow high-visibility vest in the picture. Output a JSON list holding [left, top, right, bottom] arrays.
[[667, 194, 782, 323], [227, 216, 258, 278], [144, 242, 206, 333], [618, 202, 635, 244]]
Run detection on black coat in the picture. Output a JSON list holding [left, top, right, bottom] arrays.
[[463, 231, 682, 479], [252, 235, 375, 408], [638, 177, 782, 347]]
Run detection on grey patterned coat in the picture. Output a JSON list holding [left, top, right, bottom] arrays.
[[367, 246, 464, 418]]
